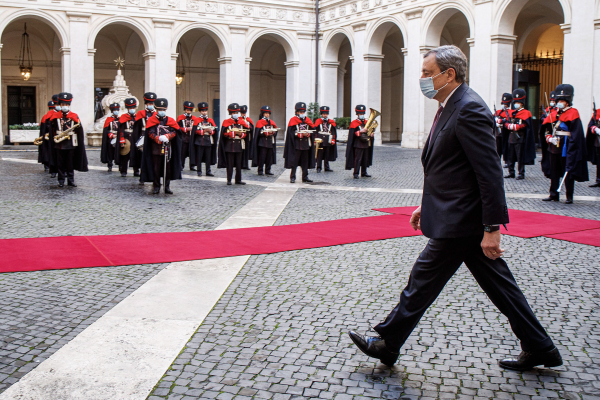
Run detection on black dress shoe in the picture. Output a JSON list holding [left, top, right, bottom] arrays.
[[44, 166, 49, 172], [504, 174, 515, 179], [542, 196, 559, 202], [51, 173, 57, 178], [565, 198, 573, 204], [58, 182, 64, 188], [258, 172, 264, 176], [206, 172, 214, 177], [108, 166, 113, 172], [348, 331, 399, 367], [235, 181, 246, 185], [516, 175, 525, 180], [265, 171, 274, 176], [165, 188, 173, 194], [590, 182, 600, 187], [303, 178, 313, 183], [362, 173, 372, 178], [153, 187, 160, 194], [67, 182, 77, 187], [316, 168, 322, 173], [354, 174, 359, 179], [499, 347, 562, 371], [121, 172, 127, 177], [290, 178, 296, 183], [227, 181, 232, 185], [134, 171, 141, 177], [190, 166, 197, 171], [324, 168, 333, 172]]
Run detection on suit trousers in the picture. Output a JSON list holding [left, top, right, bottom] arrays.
[[57, 149, 75, 184], [317, 146, 331, 170], [549, 153, 574, 199], [353, 147, 369, 176], [181, 142, 192, 169], [152, 153, 171, 189], [195, 145, 212, 175], [374, 235, 554, 353], [595, 147, 600, 183], [226, 151, 242, 183], [290, 149, 310, 180], [118, 153, 130, 174], [507, 143, 525, 177], [257, 146, 274, 174]]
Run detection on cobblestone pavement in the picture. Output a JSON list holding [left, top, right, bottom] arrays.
[[1, 146, 599, 399]]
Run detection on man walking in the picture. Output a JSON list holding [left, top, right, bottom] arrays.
[[348, 45, 561, 372]]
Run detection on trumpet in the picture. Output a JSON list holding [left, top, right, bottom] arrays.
[[227, 127, 248, 138], [263, 127, 278, 136], [54, 123, 81, 143], [314, 138, 323, 160], [296, 129, 312, 137], [34, 133, 49, 146], [199, 125, 216, 135]]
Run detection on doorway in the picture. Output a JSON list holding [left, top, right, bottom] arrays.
[[7, 86, 36, 126]]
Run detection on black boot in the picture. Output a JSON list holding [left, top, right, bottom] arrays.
[[235, 181, 246, 185], [348, 331, 399, 367], [290, 177, 296, 183], [258, 171, 264, 176], [67, 181, 77, 187], [153, 186, 160, 194], [542, 195, 559, 202], [227, 181, 232, 185], [516, 175, 525, 180], [589, 182, 600, 187], [265, 171, 274, 176], [565, 198, 573, 204], [51, 173, 57, 178], [206, 171, 214, 177], [58, 181, 64, 188], [354, 174, 359, 179], [362, 173, 372, 178], [316, 168, 322, 173], [499, 347, 562, 371], [165, 186, 173, 194], [190, 166, 197, 171], [504, 174, 515, 179], [133, 169, 140, 177], [44, 165, 49, 172], [120, 172, 127, 177], [303, 178, 313, 183]]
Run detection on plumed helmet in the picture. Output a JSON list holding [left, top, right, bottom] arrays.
[[227, 103, 241, 113], [240, 105, 248, 113], [143, 92, 157, 103], [197, 102, 209, 111], [183, 101, 194, 110], [109, 103, 120, 111], [320, 106, 330, 114], [512, 89, 526, 104], [47, 100, 55, 108], [52, 94, 59, 103], [124, 98, 138, 108], [155, 98, 168, 108], [58, 92, 73, 103], [555, 84, 574, 104], [501, 93, 513, 105], [355, 104, 366, 114], [295, 102, 307, 112]]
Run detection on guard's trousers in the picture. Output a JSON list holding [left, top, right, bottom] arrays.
[[257, 146, 274, 174], [374, 235, 554, 353], [595, 147, 600, 183], [118, 153, 130, 174], [152, 154, 171, 189], [317, 146, 332, 170], [549, 153, 574, 199], [181, 142, 193, 169], [194, 145, 212, 175], [226, 152, 242, 183], [57, 149, 75, 184], [507, 143, 525, 177], [353, 147, 369, 176], [290, 150, 310, 180]]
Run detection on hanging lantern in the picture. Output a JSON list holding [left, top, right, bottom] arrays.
[[175, 43, 185, 85], [19, 23, 33, 81]]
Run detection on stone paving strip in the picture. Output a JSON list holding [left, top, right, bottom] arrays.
[[0, 172, 298, 400], [3, 157, 599, 202]]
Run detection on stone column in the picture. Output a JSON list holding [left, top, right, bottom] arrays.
[[469, 0, 493, 106], [143, 51, 156, 93], [0, 44, 3, 138], [594, 20, 600, 105], [351, 23, 366, 107], [364, 54, 383, 145], [285, 61, 300, 123], [489, 34, 516, 109], [66, 13, 94, 133], [337, 65, 346, 117], [321, 61, 340, 117], [152, 19, 176, 117], [563, 0, 595, 124], [218, 57, 232, 126], [297, 31, 315, 103], [230, 25, 249, 108]]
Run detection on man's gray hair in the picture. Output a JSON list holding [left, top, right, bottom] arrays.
[[424, 45, 468, 84]]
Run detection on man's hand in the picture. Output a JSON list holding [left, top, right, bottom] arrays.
[[410, 206, 421, 231], [481, 231, 504, 260]]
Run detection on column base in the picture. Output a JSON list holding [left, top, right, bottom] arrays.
[[400, 131, 426, 149]]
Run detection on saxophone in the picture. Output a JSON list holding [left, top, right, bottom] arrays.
[[54, 123, 81, 143], [34, 133, 49, 146]]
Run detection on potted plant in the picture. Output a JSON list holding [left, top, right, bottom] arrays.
[[9, 123, 41, 145]]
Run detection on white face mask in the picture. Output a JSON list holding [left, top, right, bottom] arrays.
[[358, 114, 365, 120], [419, 70, 448, 99], [556, 102, 566, 110], [298, 113, 306, 119], [113, 110, 119, 116], [232, 113, 240, 119], [200, 112, 208, 117], [147, 105, 155, 111], [55, 106, 62, 112], [185, 112, 191, 117], [157, 110, 166, 118], [514, 103, 522, 110], [128, 108, 136, 115], [549, 102, 556, 107], [61, 106, 70, 113]]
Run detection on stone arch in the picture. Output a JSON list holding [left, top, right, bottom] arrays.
[[88, 16, 153, 53], [422, 3, 474, 48], [365, 17, 407, 55], [246, 29, 298, 62], [322, 29, 354, 62], [0, 9, 69, 48], [171, 23, 228, 58], [495, 0, 570, 36]]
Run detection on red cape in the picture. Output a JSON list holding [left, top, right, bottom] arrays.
[[193, 117, 216, 127], [135, 110, 151, 122], [255, 119, 278, 129], [543, 109, 559, 125], [103, 116, 117, 128], [50, 111, 80, 123], [288, 116, 314, 128], [558, 107, 580, 123], [41, 110, 55, 123], [243, 117, 254, 126], [349, 119, 366, 129], [511, 109, 532, 120], [119, 114, 134, 124], [222, 118, 249, 128], [314, 118, 336, 127], [146, 116, 180, 130], [177, 114, 195, 123]]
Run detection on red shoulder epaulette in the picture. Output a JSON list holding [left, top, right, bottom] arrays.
[[558, 108, 580, 123], [245, 117, 254, 126], [119, 114, 133, 124], [146, 116, 180, 130], [103, 116, 116, 128], [288, 116, 314, 128], [513, 109, 532, 120], [135, 110, 147, 122], [255, 119, 278, 129], [349, 119, 364, 129]]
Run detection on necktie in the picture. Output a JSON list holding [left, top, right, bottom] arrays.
[[426, 106, 444, 153]]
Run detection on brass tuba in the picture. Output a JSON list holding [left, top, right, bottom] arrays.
[[360, 108, 380, 146], [54, 123, 81, 143]]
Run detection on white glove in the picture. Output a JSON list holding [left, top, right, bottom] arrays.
[[593, 126, 600, 135], [496, 123, 503, 128], [550, 137, 559, 146], [159, 135, 169, 143]]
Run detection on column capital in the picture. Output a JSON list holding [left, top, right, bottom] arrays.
[[321, 60, 340, 68], [88, 48, 96, 56], [152, 19, 174, 28], [229, 25, 248, 34], [66, 12, 91, 22], [560, 23, 571, 34], [171, 53, 178, 61], [143, 51, 156, 60], [595, 19, 600, 30], [490, 34, 517, 44], [352, 22, 367, 32], [348, 55, 355, 63], [419, 46, 434, 54], [473, 0, 493, 4], [466, 38, 475, 47], [401, 47, 408, 56], [363, 53, 384, 61], [245, 57, 252, 64], [217, 57, 232, 65], [284, 61, 300, 68], [60, 47, 71, 55], [405, 7, 423, 20]]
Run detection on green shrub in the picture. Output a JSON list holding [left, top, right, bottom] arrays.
[[9, 123, 40, 130], [334, 117, 351, 129]]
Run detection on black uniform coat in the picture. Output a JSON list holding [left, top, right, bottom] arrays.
[[586, 109, 600, 166], [314, 118, 338, 161], [538, 108, 559, 178], [115, 113, 135, 165], [217, 118, 250, 168], [558, 108, 589, 182], [251, 118, 278, 167], [131, 109, 154, 169], [494, 107, 511, 158], [100, 116, 119, 164], [420, 83, 509, 239], [345, 119, 374, 170], [38, 109, 55, 165], [283, 116, 316, 169], [190, 116, 218, 166], [241, 117, 254, 169], [509, 108, 536, 165], [140, 115, 183, 182], [49, 112, 89, 172]]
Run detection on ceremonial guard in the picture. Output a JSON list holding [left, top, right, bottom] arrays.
[[503, 89, 536, 180], [131, 92, 157, 178], [541, 91, 557, 121], [218, 103, 249, 185], [49, 92, 88, 187], [586, 104, 600, 188], [494, 93, 512, 162], [140, 98, 183, 194], [313, 106, 338, 172], [37, 98, 56, 172], [284, 102, 315, 183], [541, 84, 589, 203], [240, 105, 254, 170], [100, 103, 120, 172], [190, 102, 218, 176], [177, 101, 196, 171], [114, 98, 137, 176], [251, 105, 278, 176], [345, 105, 374, 179]]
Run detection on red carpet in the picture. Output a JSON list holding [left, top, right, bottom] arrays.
[[0, 214, 419, 273], [374, 207, 600, 238], [545, 228, 600, 247]]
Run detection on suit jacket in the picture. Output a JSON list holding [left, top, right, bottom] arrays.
[[421, 83, 509, 238]]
